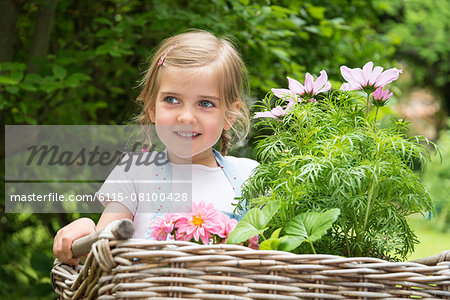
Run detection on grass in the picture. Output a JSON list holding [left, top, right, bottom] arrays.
[[407, 214, 450, 261]]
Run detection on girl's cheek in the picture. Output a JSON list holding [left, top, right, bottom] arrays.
[[154, 116, 175, 126]]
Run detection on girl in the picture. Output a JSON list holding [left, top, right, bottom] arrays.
[[53, 30, 258, 265]]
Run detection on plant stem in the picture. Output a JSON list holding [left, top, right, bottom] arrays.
[[373, 106, 379, 126], [260, 233, 267, 241], [356, 176, 377, 256], [365, 93, 371, 118], [344, 228, 351, 256], [308, 240, 317, 254], [355, 176, 377, 257], [363, 177, 377, 232]]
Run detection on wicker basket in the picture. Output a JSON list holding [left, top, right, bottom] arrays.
[[52, 237, 450, 299]]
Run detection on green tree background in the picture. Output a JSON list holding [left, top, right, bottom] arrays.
[[1, 0, 448, 298]]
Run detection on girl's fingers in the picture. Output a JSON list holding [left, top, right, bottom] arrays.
[[61, 235, 74, 258], [53, 218, 97, 264], [53, 230, 64, 258], [66, 257, 79, 266]]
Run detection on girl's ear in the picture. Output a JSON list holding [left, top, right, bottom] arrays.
[[224, 100, 241, 130], [148, 105, 156, 123]]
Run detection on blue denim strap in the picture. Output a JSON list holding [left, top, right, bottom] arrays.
[[212, 149, 247, 221], [144, 149, 246, 239]]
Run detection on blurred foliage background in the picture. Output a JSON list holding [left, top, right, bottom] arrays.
[[1, 0, 449, 298]]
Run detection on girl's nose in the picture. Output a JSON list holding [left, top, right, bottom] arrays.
[[177, 107, 197, 124]]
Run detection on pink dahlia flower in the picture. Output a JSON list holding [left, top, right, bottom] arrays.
[[175, 201, 222, 244], [340, 61, 402, 93], [149, 213, 181, 241], [372, 86, 393, 107], [247, 235, 260, 250], [216, 214, 238, 240]]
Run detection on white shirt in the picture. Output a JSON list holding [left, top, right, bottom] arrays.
[[98, 154, 259, 238]]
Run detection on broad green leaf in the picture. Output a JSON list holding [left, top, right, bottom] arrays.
[[24, 73, 43, 84], [13, 113, 24, 122], [6, 86, 19, 94], [270, 228, 282, 239], [260, 238, 279, 250], [225, 217, 263, 244], [95, 17, 113, 26], [40, 81, 59, 93], [260, 201, 282, 227], [270, 5, 295, 18], [24, 115, 37, 125], [290, 15, 306, 27], [0, 75, 19, 85], [0, 97, 8, 110], [260, 234, 304, 252], [320, 26, 333, 38], [65, 73, 91, 88], [298, 31, 310, 40], [226, 201, 281, 244], [284, 216, 307, 238], [53, 65, 67, 80], [304, 26, 321, 35], [271, 48, 290, 62], [285, 208, 340, 243], [0, 62, 26, 71], [279, 235, 305, 252], [11, 69, 24, 82], [95, 42, 114, 56], [6, 85, 19, 94], [71, 72, 91, 81], [20, 82, 37, 92], [308, 208, 340, 242], [307, 6, 326, 19]]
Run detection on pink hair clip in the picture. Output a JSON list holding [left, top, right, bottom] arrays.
[[158, 43, 178, 66]]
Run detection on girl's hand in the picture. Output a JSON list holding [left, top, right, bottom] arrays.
[[53, 217, 96, 266]]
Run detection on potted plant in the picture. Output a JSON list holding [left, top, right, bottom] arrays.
[[228, 62, 435, 261]]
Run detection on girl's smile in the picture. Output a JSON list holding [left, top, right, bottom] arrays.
[[173, 131, 201, 139]]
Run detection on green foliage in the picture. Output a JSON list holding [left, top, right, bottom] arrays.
[[385, 0, 450, 109], [2, 0, 398, 126], [227, 200, 339, 253], [1, 0, 445, 298], [422, 122, 450, 232], [226, 200, 280, 244], [0, 213, 65, 299], [283, 208, 340, 253], [259, 228, 289, 251], [243, 92, 434, 260]]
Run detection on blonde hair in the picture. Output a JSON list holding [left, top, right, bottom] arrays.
[[136, 30, 250, 155]]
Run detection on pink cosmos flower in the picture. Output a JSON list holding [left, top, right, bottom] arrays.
[[175, 201, 223, 244], [272, 70, 331, 101], [372, 86, 393, 107], [253, 105, 285, 119], [340, 61, 402, 92], [149, 213, 181, 241], [254, 102, 297, 119]]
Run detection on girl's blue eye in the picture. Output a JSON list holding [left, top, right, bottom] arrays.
[[164, 96, 179, 104], [199, 100, 214, 108]]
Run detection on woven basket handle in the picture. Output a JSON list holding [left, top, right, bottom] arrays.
[[411, 250, 450, 266], [71, 219, 134, 258]]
